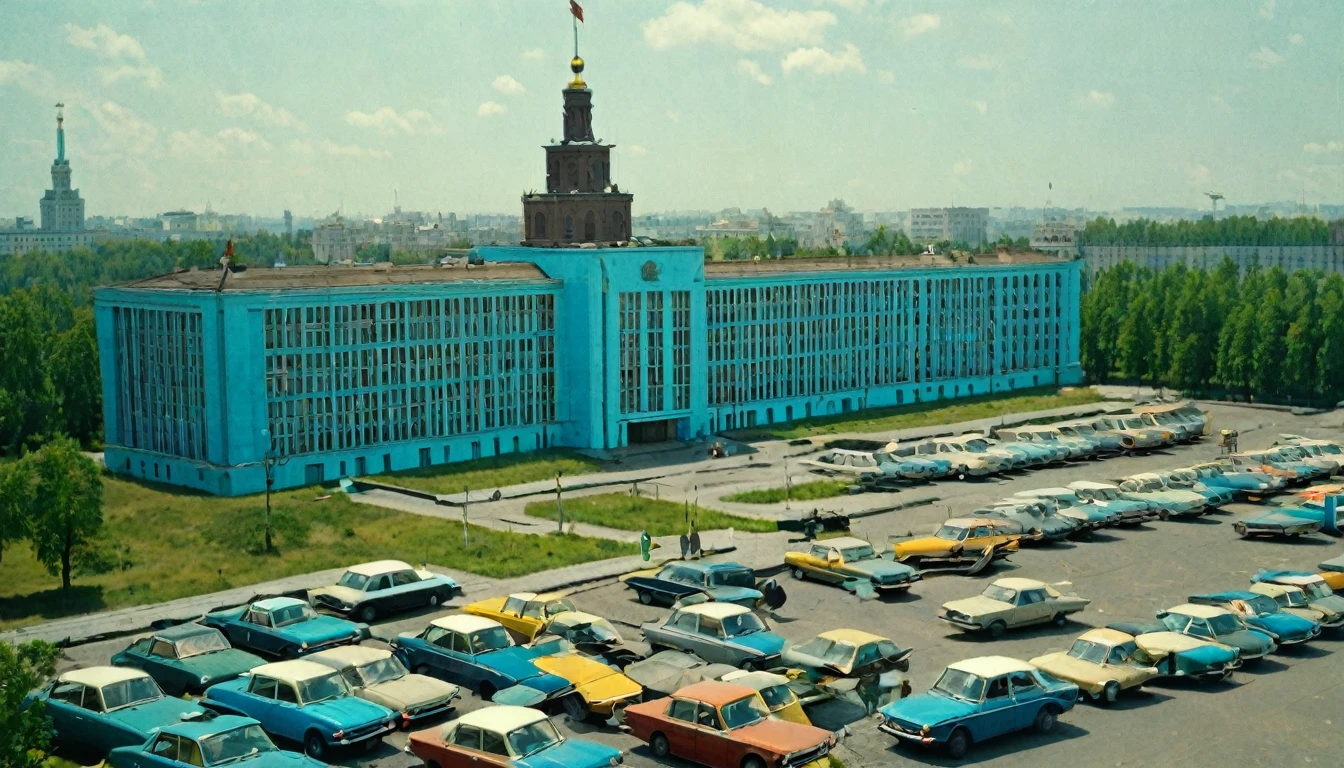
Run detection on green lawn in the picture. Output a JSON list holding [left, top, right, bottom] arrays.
[[0, 475, 635, 630], [524, 493, 778, 536], [739, 388, 1103, 440], [372, 449, 605, 495], [721, 479, 852, 504]]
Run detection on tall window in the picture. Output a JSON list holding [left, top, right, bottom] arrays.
[[533, 212, 547, 239]]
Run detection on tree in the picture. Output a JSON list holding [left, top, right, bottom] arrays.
[[27, 438, 104, 589], [0, 460, 32, 565], [1315, 274, 1344, 403], [1249, 287, 1290, 398], [0, 639, 61, 768], [49, 309, 103, 445], [0, 290, 57, 453]]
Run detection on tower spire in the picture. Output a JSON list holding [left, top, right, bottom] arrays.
[[55, 102, 65, 162]]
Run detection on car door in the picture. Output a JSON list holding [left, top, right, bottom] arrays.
[[140, 733, 185, 768], [147, 637, 186, 693], [664, 698, 700, 759], [364, 575, 393, 614], [692, 702, 733, 767], [694, 617, 731, 664], [270, 680, 306, 743], [1009, 672, 1047, 730], [449, 631, 491, 689], [391, 570, 422, 611], [242, 609, 280, 655], [446, 725, 508, 768], [661, 610, 701, 655], [974, 676, 1016, 741], [44, 681, 87, 748], [1014, 589, 1050, 626], [244, 676, 280, 735]]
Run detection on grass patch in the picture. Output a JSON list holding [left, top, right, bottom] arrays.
[[740, 387, 1103, 440], [373, 449, 604, 495], [524, 493, 778, 537], [722, 479, 852, 504], [0, 475, 635, 631]]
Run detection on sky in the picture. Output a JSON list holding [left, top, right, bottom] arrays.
[[0, 0, 1341, 220]]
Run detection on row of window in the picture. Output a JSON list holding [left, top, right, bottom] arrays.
[[618, 290, 692, 414], [112, 307, 209, 460]]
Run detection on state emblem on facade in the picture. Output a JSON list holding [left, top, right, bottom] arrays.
[[641, 260, 660, 282]]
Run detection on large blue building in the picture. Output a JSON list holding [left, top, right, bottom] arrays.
[[94, 56, 1084, 496]]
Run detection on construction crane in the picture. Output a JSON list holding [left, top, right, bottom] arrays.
[[1205, 191, 1224, 213]]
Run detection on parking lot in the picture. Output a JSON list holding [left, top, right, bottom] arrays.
[[56, 403, 1344, 767]]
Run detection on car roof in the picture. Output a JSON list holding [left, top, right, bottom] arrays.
[[815, 536, 872, 550], [672, 680, 757, 706], [1068, 480, 1119, 490], [306, 645, 392, 667], [346, 560, 414, 576], [1195, 591, 1263, 603], [679, 603, 752, 619], [943, 517, 1010, 528], [1016, 488, 1076, 498], [153, 623, 220, 641], [947, 656, 1036, 678], [1164, 603, 1231, 619], [251, 596, 307, 611], [453, 705, 548, 734], [1077, 628, 1136, 646], [720, 670, 791, 689], [157, 714, 261, 741], [506, 591, 567, 602], [1259, 571, 1324, 585], [60, 666, 151, 688], [818, 628, 885, 645], [431, 614, 503, 634], [548, 610, 604, 627], [251, 660, 338, 683], [1124, 473, 1162, 481], [992, 577, 1048, 591], [1251, 582, 1300, 595], [702, 561, 751, 572]]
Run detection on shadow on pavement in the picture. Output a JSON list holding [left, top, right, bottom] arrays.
[[884, 721, 1089, 765]]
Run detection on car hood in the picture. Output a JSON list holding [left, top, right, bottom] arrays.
[[727, 632, 786, 656], [1029, 653, 1110, 686], [305, 695, 393, 728], [1177, 642, 1239, 668], [309, 585, 364, 605], [1309, 595, 1344, 615], [184, 648, 266, 683], [480, 647, 549, 681], [893, 538, 955, 557], [514, 739, 623, 768], [942, 596, 1012, 617], [1217, 629, 1274, 653], [105, 696, 205, 734], [531, 653, 624, 687], [282, 616, 362, 645], [880, 691, 977, 727], [364, 675, 459, 711], [707, 586, 763, 604], [109, 748, 323, 768], [1249, 613, 1317, 638], [733, 719, 832, 754], [845, 558, 918, 580]]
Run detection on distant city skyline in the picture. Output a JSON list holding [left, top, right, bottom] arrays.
[[1, 0, 1341, 219]]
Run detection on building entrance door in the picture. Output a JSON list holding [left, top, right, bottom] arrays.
[[628, 418, 676, 444]]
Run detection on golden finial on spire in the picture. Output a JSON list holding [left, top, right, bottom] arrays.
[[569, 56, 586, 89]]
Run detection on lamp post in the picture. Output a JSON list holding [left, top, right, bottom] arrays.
[[259, 428, 288, 553]]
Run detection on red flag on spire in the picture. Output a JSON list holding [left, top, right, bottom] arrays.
[[570, 0, 583, 22]]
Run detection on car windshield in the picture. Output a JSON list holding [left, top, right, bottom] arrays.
[[1271, 590, 1308, 608], [710, 569, 756, 588], [1206, 614, 1243, 635], [337, 571, 371, 590], [562, 619, 621, 644], [469, 627, 514, 652], [270, 604, 316, 627], [172, 629, 231, 659], [507, 719, 562, 758], [961, 440, 989, 453], [758, 683, 794, 709], [932, 668, 985, 702], [358, 656, 408, 686], [1066, 640, 1109, 664], [1074, 425, 1097, 436], [982, 584, 1017, 603], [1243, 596, 1280, 616], [1121, 418, 1145, 430], [792, 636, 857, 668], [297, 672, 349, 704], [199, 724, 278, 766], [722, 612, 766, 637], [721, 695, 769, 729], [934, 525, 969, 541], [1302, 582, 1332, 599], [101, 677, 163, 710], [841, 545, 877, 561]]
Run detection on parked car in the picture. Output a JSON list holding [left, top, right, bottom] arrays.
[[939, 578, 1090, 638], [996, 425, 1093, 460], [720, 669, 811, 725], [981, 500, 1079, 541], [1317, 553, 1344, 594], [308, 645, 459, 727], [105, 715, 325, 768], [389, 615, 574, 704], [1117, 474, 1206, 518], [110, 623, 264, 695], [944, 434, 1029, 469], [1054, 419, 1125, 454], [1066, 480, 1160, 524], [408, 706, 622, 768], [201, 660, 397, 760], [1155, 469, 1238, 508], [30, 667, 208, 759], [873, 444, 954, 479], [540, 610, 650, 669], [891, 517, 1021, 568], [623, 561, 766, 608], [308, 560, 457, 623], [1269, 445, 1340, 477], [1187, 592, 1320, 646], [202, 597, 368, 658], [1102, 622, 1241, 682], [1131, 402, 1207, 442], [1184, 462, 1282, 498], [1250, 570, 1344, 621], [886, 436, 1012, 479], [1013, 488, 1120, 529], [784, 536, 920, 598], [1227, 452, 1311, 485], [1232, 510, 1323, 538], [642, 603, 785, 670], [1098, 414, 1173, 450], [623, 650, 740, 699], [1028, 628, 1160, 704], [1248, 581, 1344, 628], [1154, 604, 1276, 662], [520, 636, 645, 721], [877, 656, 1078, 760], [462, 592, 577, 643], [624, 681, 836, 768], [798, 447, 887, 482], [783, 628, 913, 678]]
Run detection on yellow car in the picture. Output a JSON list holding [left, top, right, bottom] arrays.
[[1029, 628, 1160, 704], [784, 537, 920, 599], [462, 592, 577, 643], [722, 669, 812, 724], [891, 517, 1021, 567], [527, 636, 644, 721]]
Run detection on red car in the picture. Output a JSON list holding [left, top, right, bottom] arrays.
[[623, 680, 834, 768]]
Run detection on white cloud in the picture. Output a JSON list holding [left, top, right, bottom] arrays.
[[318, 139, 391, 159], [643, 0, 836, 52], [1210, 94, 1231, 111], [899, 13, 940, 38], [1304, 141, 1344, 154], [1259, 0, 1276, 21], [628, 144, 649, 156], [216, 91, 306, 130], [666, 109, 681, 123], [1289, 33, 1304, 45], [96, 64, 163, 88], [64, 23, 148, 60], [288, 139, 314, 154], [967, 99, 988, 115], [84, 100, 158, 153], [168, 127, 272, 159], [847, 177, 864, 188], [958, 54, 998, 70], [477, 101, 506, 118], [1248, 46, 1284, 68], [781, 42, 864, 76], [1082, 89, 1115, 107], [737, 58, 772, 84], [877, 69, 895, 84], [823, 0, 866, 11], [952, 158, 974, 176], [0, 60, 49, 94], [492, 74, 526, 95], [345, 106, 440, 134], [522, 48, 544, 60], [1187, 164, 1211, 187]]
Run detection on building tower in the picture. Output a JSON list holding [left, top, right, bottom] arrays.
[[521, 54, 632, 247], [40, 103, 85, 232], [283, 209, 293, 238]]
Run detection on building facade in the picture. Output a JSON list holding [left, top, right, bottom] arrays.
[[909, 207, 989, 245], [1, 105, 94, 256], [1082, 244, 1344, 275]]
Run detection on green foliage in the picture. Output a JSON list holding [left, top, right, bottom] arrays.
[[524, 493, 777, 536], [722, 480, 851, 504], [0, 639, 61, 768], [1079, 215, 1330, 247], [0, 461, 32, 565], [25, 438, 104, 589], [0, 290, 59, 453]]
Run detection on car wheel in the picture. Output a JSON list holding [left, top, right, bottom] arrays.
[[357, 604, 378, 624], [742, 757, 767, 768], [741, 658, 758, 672], [791, 567, 807, 581], [946, 727, 971, 760], [304, 731, 327, 761], [988, 621, 1007, 639], [1101, 680, 1120, 705], [563, 694, 590, 722], [478, 682, 496, 702], [650, 732, 671, 758], [413, 664, 431, 675], [637, 590, 654, 606], [1233, 522, 1248, 537], [957, 466, 969, 481], [1158, 509, 1170, 521], [1034, 705, 1058, 734], [1052, 613, 1067, 628], [428, 592, 441, 608]]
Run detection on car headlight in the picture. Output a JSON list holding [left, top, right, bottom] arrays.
[[1258, 483, 1269, 489], [300, 642, 309, 650], [199, 674, 210, 685], [921, 724, 931, 735], [610, 754, 624, 766]]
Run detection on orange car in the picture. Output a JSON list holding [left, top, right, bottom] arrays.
[[623, 680, 834, 768]]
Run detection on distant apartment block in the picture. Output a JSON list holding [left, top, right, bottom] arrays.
[[909, 207, 989, 245]]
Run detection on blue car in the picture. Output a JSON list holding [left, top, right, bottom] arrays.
[[30, 667, 208, 760], [106, 714, 326, 768], [878, 656, 1078, 760], [624, 561, 765, 608], [390, 615, 574, 704], [200, 660, 396, 761], [1187, 464, 1281, 498], [111, 623, 265, 695], [1156, 604, 1277, 661], [1188, 592, 1320, 645], [1159, 470, 1238, 508], [203, 597, 369, 658]]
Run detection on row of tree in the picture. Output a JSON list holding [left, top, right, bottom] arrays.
[[703, 228, 1024, 261], [1081, 259, 1344, 403], [0, 439, 106, 589], [1079, 214, 1333, 247]]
